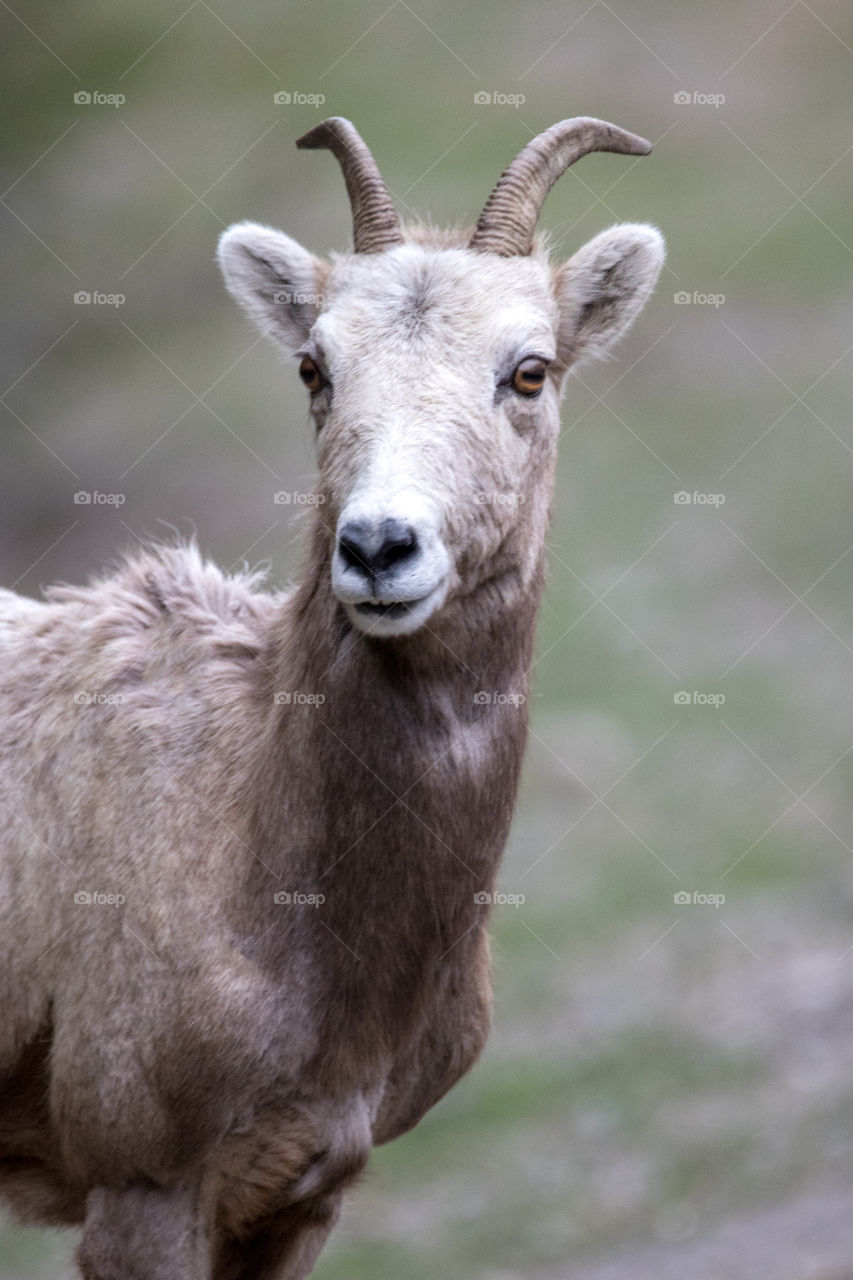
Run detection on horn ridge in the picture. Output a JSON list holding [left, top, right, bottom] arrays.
[[469, 116, 652, 257], [297, 117, 404, 255]]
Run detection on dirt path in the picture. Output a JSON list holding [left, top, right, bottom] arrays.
[[549, 1185, 853, 1280]]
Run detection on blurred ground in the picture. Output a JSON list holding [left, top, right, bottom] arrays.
[[2, 0, 853, 1276]]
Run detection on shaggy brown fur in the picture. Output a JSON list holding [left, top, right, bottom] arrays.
[[0, 537, 533, 1277]]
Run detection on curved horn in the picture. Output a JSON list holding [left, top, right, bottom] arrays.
[[296, 117, 404, 255], [469, 117, 652, 257]]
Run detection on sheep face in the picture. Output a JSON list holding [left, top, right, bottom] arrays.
[[303, 243, 561, 638]]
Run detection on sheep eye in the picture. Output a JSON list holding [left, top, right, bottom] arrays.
[[512, 357, 548, 397], [299, 355, 324, 393]]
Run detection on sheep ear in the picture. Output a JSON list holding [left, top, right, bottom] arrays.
[[554, 224, 664, 369], [217, 221, 329, 347]]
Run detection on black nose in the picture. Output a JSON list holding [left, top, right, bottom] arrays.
[[337, 518, 419, 580]]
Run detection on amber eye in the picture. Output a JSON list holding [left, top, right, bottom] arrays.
[[298, 355, 324, 393], [512, 357, 548, 397]]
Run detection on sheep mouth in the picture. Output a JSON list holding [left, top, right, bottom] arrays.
[[342, 579, 449, 637], [354, 599, 425, 622]]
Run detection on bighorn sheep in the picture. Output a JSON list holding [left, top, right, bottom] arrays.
[[0, 117, 663, 1278]]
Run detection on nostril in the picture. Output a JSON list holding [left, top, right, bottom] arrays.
[[375, 523, 417, 574], [337, 519, 419, 581], [338, 532, 371, 573]]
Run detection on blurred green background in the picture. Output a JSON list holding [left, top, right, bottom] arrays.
[[2, 1, 853, 1276]]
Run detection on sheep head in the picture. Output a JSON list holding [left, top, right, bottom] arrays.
[[218, 117, 664, 638]]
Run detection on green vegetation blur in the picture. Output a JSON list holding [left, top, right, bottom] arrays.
[[2, 0, 852, 1275]]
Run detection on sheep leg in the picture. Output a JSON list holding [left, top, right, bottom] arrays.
[[76, 1178, 210, 1280], [213, 1193, 342, 1280]]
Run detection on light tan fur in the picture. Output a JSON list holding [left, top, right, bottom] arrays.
[[0, 122, 663, 1278]]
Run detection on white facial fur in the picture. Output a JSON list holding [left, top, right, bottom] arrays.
[[218, 226, 664, 637]]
